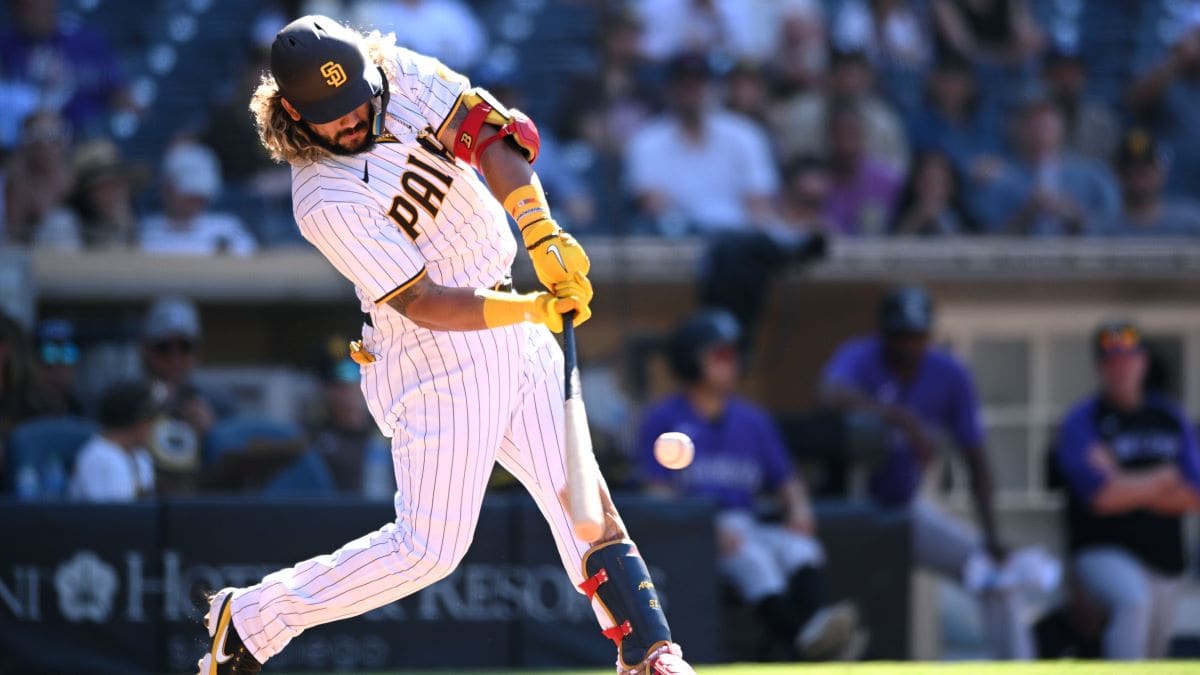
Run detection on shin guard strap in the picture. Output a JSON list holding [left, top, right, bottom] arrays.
[[579, 568, 610, 600]]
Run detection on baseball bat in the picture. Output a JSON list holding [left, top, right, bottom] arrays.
[[562, 310, 604, 542]]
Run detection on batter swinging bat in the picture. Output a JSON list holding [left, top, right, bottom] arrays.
[[562, 310, 604, 542]]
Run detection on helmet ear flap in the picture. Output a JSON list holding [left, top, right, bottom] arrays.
[[370, 67, 390, 138]]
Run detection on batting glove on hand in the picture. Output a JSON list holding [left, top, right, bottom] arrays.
[[528, 279, 592, 333], [526, 224, 590, 292]]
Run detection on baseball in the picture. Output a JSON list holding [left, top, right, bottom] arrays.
[[654, 432, 695, 470]]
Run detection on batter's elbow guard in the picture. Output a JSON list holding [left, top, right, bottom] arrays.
[[579, 540, 673, 671], [449, 87, 541, 166]]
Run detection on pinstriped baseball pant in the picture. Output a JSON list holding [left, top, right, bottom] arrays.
[[227, 324, 611, 662]]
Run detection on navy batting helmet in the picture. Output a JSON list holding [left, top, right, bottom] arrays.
[[878, 285, 934, 334], [270, 16, 383, 124], [668, 309, 742, 383]]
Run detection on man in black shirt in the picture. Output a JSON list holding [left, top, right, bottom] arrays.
[[1055, 320, 1200, 659]]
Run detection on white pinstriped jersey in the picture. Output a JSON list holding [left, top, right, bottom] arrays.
[[292, 47, 516, 327], [290, 48, 520, 435]]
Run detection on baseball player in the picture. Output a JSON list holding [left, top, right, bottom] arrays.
[[639, 311, 865, 661], [197, 16, 695, 675], [820, 286, 1032, 659]]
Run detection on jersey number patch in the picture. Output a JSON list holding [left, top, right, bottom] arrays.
[[387, 151, 454, 240]]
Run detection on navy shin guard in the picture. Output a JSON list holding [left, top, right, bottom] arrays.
[[579, 540, 672, 669]]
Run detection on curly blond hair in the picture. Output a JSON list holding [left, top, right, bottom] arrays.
[[249, 29, 399, 166]]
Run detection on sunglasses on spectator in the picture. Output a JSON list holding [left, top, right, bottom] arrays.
[[1097, 326, 1142, 357], [152, 339, 195, 356], [1099, 327, 1139, 350], [40, 342, 80, 366]]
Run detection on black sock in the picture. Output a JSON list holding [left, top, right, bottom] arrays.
[[788, 566, 828, 626], [755, 593, 802, 642]]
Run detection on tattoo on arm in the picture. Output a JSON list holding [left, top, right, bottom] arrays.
[[388, 280, 427, 317]]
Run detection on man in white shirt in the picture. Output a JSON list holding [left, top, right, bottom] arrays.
[[626, 53, 779, 235], [139, 141, 258, 256], [69, 380, 164, 502], [350, 0, 484, 72]]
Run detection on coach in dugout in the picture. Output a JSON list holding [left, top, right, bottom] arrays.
[[819, 285, 1032, 659], [1055, 321, 1200, 659]]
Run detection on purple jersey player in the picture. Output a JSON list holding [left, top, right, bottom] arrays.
[[819, 286, 1032, 660], [639, 310, 865, 661], [1055, 321, 1200, 659]]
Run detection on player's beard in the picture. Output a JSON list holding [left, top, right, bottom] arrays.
[[307, 121, 376, 156]]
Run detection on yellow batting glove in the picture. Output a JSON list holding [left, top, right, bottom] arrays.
[[527, 226, 590, 292], [553, 277, 592, 328], [504, 184, 591, 292]]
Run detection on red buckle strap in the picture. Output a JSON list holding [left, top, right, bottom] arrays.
[[578, 568, 609, 599], [471, 126, 512, 165], [601, 621, 633, 645], [454, 102, 494, 165]]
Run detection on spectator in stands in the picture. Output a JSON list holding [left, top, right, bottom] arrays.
[[32, 318, 84, 417], [905, 56, 1003, 177], [1042, 46, 1119, 164], [68, 139, 144, 249], [820, 286, 1032, 659], [350, 0, 484, 72], [769, 0, 830, 94], [772, 48, 909, 173], [140, 296, 235, 444], [0, 312, 47, 468], [3, 110, 80, 249], [307, 341, 390, 496], [636, 0, 759, 62], [626, 54, 778, 235], [832, 0, 931, 72], [1055, 321, 1200, 659], [1126, 18, 1200, 197], [202, 49, 284, 192], [778, 156, 834, 235], [890, 151, 976, 235], [969, 99, 1119, 235], [138, 141, 257, 256], [559, 9, 656, 156], [725, 61, 772, 128], [68, 380, 163, 502], [823, 100, 903, 236], [640, 310, 865, 661], [932, 0, 1043, 66], [1095, 129, 1200, 238], [0, 0, 136, 138]]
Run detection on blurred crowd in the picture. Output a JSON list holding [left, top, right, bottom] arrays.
[[5, 0, 1200, 249]]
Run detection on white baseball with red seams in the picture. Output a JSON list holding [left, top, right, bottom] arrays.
[[654, 432, 695, 470]]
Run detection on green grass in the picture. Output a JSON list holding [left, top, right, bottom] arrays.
[[285, 663, 1200, 675]]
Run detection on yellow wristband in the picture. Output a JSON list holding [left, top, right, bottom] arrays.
[[479, 290, 539, 328], [503, 184, 553, 231]]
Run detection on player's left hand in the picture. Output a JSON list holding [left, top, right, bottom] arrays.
[[527, 225, 590, 291], [528, 279, 591, 333]]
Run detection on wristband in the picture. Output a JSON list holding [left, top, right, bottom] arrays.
[[479, 290, 539, 329]]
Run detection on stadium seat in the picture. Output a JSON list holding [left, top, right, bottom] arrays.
[[6, 417, 97, 499], [203, 416, 303, 465], [262, 450, 337, 496]]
